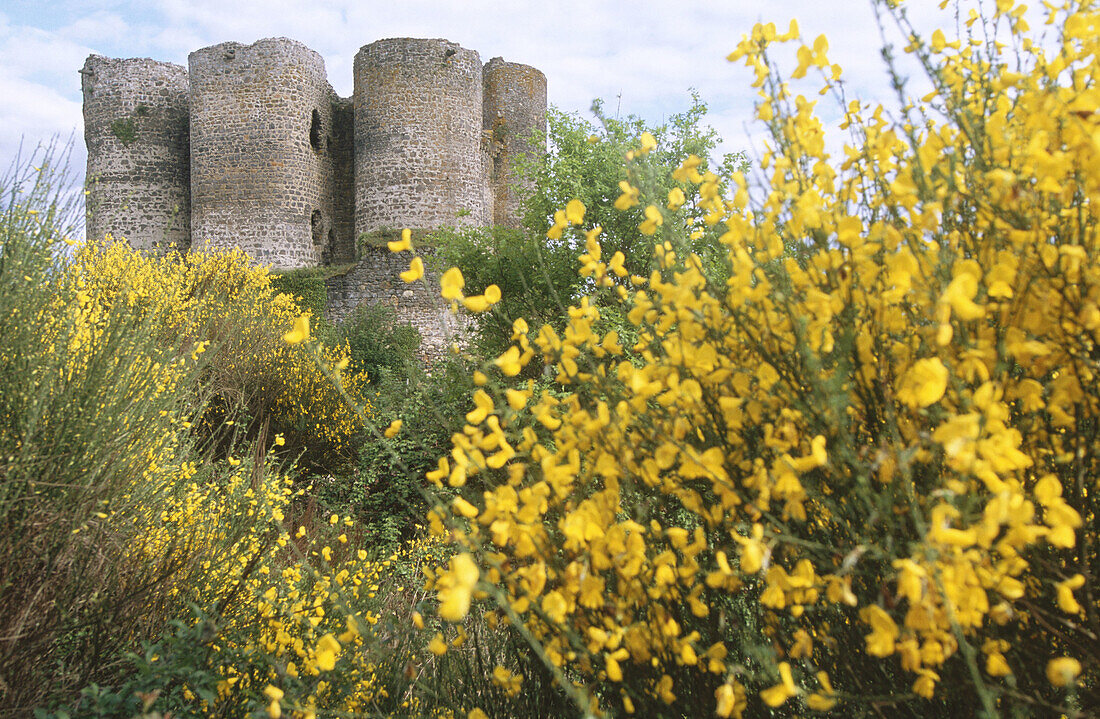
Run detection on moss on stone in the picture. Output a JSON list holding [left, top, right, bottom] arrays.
[[109, 117, 137, 145], [355, 227, 436, 252]]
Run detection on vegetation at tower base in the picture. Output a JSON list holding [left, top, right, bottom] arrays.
[[418, 1, 1100, 717], [435, 94, 748, 362], [271, 267, 331, 320]]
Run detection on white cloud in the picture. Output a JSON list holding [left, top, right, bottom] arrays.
[[0, 25, 95, 87], [0, 73, 84, 179], [60, 12, 131, 45]]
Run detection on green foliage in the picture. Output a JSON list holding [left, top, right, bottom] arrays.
[[271, 267, 328, 319], [520, 93, 745, 260], [34, 610, 226, 719], [338, 301, 421, 384], [344, 355, 475, 550], [431, 224, 577, 361], [435, 93, 746, 358]]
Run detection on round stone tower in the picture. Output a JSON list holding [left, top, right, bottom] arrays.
[[353, 38, 489, 236], [483, 58, 547, 229], [188, 37, 335, 269], [81, 55, 190, 251]]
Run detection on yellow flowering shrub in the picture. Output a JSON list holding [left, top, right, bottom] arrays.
[[425, 1, 1100, 715], [64, 236, 371, 468], [136, 463, 444, 717], [4, 151, 466, 716], [1, 156, 397, 709], [0, 161, 233, 704]]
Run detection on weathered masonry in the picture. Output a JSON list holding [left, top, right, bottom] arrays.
[[81, 37, 546, 355], [81, 36, 546, 266]]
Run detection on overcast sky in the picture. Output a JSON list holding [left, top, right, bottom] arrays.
[[1, 0, 992, 225]]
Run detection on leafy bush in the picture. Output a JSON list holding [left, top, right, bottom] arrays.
[[0, 145, 398, 713], [338, 301, 421, 384], [342, 354, 475, 550], [36, 468, 446, 719], [0, 146, 273, 708], [271, 267, 329, 319], [518, 95, 745, 262], [434, 96, 745, 360], [422, 2, 1100, 717]]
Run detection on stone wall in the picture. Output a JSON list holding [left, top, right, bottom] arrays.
[[483, 58, 547, 229], [353, 38, 490, 236], [82, 37, 546, 358], [188, 38, 338, 269], [324, 247, 468, 358], [81, 56, 190, 251]]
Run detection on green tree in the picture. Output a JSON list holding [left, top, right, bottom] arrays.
[[435, 93, 746, 360]]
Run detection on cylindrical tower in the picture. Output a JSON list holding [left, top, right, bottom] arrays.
[[353, 38, 489, 236], [483, 58, 547, 229], [81, 55, 190, 251], [189, 38, 335, 269]]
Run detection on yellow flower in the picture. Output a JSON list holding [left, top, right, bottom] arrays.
[[667, 187, 686, 211], [565, 198, 586, 224], [541, 590, 568, 623], [897, 357, 948, 408], [314, 633, 341, 671], [387, 228, 412, 252], [912, 669, 939, 699], [463, 294, 492, 313], [986, 652, 1012, 676], [760, 662, 797, 707], [428, 632, 448, 656], [1046, 657, 1081, 687], [807, 692, 837, 710], [282, 313, 310, 344], [494, 346, 523, 377], [453, 496, 478, 518], [1056, 574, 1085, 614], [861, 605, 899, 657], [441, 267, 465, 300], [437, 553, 479, 621], [657, 674, 676, 704], [715, 682, 746, 717], [492, 665, 523, 696], [400, 257, 424, 283], [384, 419, 403, 438], [639, 205, 664, 235], [941, 273, 984, 320], [638, 131, 657, 154], [614, 181, 640, 210]]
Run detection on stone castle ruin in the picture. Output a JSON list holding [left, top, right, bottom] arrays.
[[81, 37, 546, 353]]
